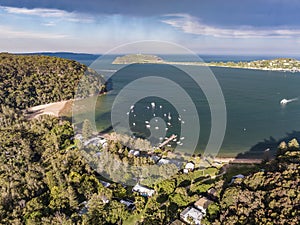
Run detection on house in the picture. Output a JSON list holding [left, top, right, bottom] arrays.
[[183, 162, 195, 173], [95, 152, 102, 157], [169, 219, 186, 225], [99, 138, 107, 145], [84, 137, 106, 147], [79, 196, 109, 216], [194, 196, 213, 214], [74, 134, 83, 141], [120, 199, 135, 210], [207, 188, 218, 198], [151, 155, 161, 163], [100, 180, 111, 188], [157, 158, 183, 169], [101, 195, 110, 204], [129, 149, 140, 157], [229, 174, 245, 185], [79, 201, 88, 216], [132, 183, 155, 197], [157, 158, 170, 165], [180, 207, 203, 225]]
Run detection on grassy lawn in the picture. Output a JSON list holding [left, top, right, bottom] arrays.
[[123, 213, 144, 225]]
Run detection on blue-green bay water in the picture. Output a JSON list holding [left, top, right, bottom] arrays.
[[58, 53, 300, 158]]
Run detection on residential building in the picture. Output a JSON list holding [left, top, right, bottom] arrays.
[[183, 162, 195, 173], [180, 207, 203, 225], [194, 196, 213, 214], [132, 183, 155, 197], [169, 219, 186, 225], [120, 199, 135, 210]]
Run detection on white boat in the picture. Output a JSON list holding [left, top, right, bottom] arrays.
[[151, 102, 155, 108], [280, 98, 288, 105]]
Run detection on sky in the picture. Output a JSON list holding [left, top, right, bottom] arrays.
[[0, 0, 300, 55]]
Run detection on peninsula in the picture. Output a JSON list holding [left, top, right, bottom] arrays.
[[112, 54, 300, 72]]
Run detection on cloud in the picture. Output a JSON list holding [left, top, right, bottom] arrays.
[[0, 6, 94, 23], [161, 14, 300, 38], [0, 25, 68, 39], [42, 21, 56, 27]]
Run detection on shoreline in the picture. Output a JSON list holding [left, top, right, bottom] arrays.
[[114, 60, 300, 73], [24, 98, 264, 165], [214, 157, 263, 164]]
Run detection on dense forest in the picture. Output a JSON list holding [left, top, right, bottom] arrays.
[[0, 53, 105, 110], [214, 140, 300, 224]]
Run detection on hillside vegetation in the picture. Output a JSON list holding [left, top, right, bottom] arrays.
[[0, 53, 105, 110], [214, 139, 300, 224], [112, 54, 164, 64]]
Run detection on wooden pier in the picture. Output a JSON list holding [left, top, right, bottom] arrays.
[[158, 134, 177, 148]]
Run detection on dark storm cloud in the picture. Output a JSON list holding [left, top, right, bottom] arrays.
[[1, 0, 300, 27]]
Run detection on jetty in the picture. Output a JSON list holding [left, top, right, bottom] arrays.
[[158, 134, 177, 148]]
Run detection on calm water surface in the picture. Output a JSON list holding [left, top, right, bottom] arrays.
[[64, 54, 300, 157]]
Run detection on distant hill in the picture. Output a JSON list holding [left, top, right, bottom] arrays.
[[0, 53, 105, 110], [112, 54, 164, 64], [112, 54, 300, 72]]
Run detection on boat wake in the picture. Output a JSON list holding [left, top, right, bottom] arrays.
[[280, 98, 298, 105]]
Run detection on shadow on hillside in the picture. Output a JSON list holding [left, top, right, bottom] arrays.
[[235, 130, 300, 159]]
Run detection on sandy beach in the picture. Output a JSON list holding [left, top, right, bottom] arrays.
[[25, 100, 71, 119]]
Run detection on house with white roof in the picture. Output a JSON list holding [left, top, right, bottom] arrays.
[[183, 162, 195, 173], [100, 180, 111, 188], [180, 207, 204, 225], [157, 158, 183, 169], [132, 183, 155, 197], [84, 137, 107, 147], [129, 149, 140, 157], [120, 199, 135, 210]]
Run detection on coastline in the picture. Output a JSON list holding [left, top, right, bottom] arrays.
[[113, 55, 300, 73], [214, 157, 263, 164]]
